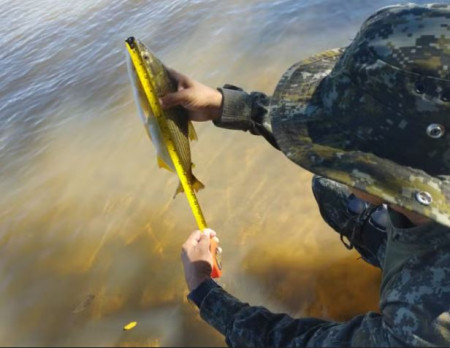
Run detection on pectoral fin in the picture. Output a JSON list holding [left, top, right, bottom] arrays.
[[188, 121, 198, 141], [158, 156, 174, 172]]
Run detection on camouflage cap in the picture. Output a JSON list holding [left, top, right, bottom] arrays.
[[271, 4, 450, 227]]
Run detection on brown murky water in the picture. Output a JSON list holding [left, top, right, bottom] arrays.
[[0, 0, 432, 346]]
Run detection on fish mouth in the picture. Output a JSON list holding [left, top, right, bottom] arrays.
[[125, 36, 136, 49], [125, 36, 153, 66]]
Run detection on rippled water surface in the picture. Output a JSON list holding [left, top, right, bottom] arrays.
[[0, 0, 437, 346]]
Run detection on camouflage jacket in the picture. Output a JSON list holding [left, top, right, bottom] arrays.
[[186, 87, 450, 347]]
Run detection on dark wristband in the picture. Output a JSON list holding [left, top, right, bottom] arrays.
[[187, 278, 221, 308], [213, 86, 254, 131]]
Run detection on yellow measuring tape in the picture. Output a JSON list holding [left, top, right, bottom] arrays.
[[125, 38, 221, 278]]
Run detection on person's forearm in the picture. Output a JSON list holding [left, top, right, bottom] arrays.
[[197, 283, 336, 347], [214, 85, 279, 149], [193, 280, 336, 347], [192, 279, 405, 347]]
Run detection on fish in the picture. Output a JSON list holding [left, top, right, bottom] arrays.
[[125, 37, 204, 197]]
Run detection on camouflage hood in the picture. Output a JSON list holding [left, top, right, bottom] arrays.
[[271, 4, 450, 227]]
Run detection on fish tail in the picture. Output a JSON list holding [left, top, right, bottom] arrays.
[[172, 175, 205, 199], [191, 174, 205, 192]]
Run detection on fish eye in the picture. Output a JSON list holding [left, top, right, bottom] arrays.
[[143, 54, 150, 60]]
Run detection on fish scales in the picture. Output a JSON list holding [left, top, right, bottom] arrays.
[[144, 44, 193, 176], [153, 63, 193, 182], [126, 38, 204, 196], [166, 109, 191, 172]]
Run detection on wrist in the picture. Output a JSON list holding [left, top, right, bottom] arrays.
[[209, 89, 223, 121]]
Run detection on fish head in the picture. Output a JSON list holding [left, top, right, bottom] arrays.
[[129, 38, 176, 96]]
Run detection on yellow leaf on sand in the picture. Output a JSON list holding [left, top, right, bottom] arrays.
[[123, 321, 138, 331]]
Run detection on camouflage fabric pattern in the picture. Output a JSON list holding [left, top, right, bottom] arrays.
[[198, 193, 450, 347], [271, 4, 450, 227], [312, 175, 388, 268]]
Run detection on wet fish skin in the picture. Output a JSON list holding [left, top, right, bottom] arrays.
[[127, 38, 204, 196]]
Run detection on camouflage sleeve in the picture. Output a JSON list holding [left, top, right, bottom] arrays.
[[199, 283, 387, 347], [213, 84, 279, 149], [198, 222, 450, 347]]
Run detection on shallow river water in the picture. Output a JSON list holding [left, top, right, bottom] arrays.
[[0, 0, 437, 346]]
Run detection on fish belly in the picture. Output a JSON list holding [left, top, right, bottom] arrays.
[[147, 115, 175, 171], [127, 55, 174, 171]]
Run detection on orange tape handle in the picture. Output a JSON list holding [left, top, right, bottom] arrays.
[[209, 236, 222, 278]]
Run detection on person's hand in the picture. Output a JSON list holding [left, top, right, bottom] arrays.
[[181, 229, 219, 291], [160, 69, 223, 122]]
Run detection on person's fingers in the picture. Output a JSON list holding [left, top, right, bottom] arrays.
[[202, 229, 219, 245], [166, 67, 182, 80], [204, 228, 216, 238], [166, 67, 192, 89], [198, 232, 212, 248], [183, 230, 202, 247], [160, 89, 191, 109]]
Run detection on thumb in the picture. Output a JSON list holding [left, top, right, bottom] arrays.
[[160, 89, 191, 109]]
